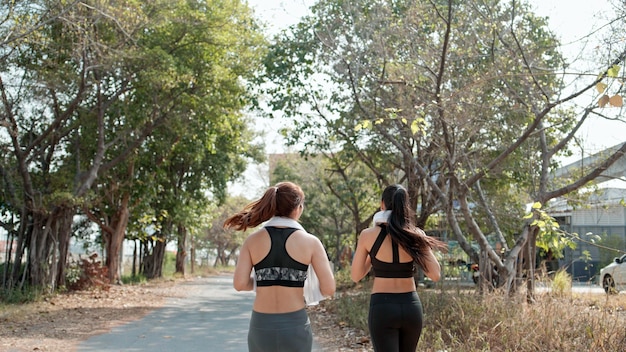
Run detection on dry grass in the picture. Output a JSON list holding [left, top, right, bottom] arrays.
[[319, 277, 626, 352]]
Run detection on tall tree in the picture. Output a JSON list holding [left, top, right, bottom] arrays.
[[82, 0, 265, 282], [260, 0, 626, 296], [1, 0, 266, 292], [1, 0, 151, 291]]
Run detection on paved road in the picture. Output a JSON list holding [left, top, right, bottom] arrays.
[[78, 275, 324, 352]]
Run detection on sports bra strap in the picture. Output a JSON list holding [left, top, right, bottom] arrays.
[[370, 224, 401, 263], [370, 225, 387, 256]]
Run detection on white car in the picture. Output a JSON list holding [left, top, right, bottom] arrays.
[[600, 253, 626, 294]]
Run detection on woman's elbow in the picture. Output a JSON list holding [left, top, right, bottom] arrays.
[[320, 282, 336, 297], [350, 265, 366, 283], [233, 277, 252, 291], [350, 271, 361, 283], [426, 270, 441, 282]]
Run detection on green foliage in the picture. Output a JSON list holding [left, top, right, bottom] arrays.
[[525, 202, 577, 259], [162, 251, 178, 277], [0, 285, 45, 304], [258, 0, 574, 278], [121, 274, 148, 285]]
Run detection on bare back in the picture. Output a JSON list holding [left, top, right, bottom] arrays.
[[233, 226, 335, 313]]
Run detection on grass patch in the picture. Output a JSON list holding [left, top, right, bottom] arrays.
[[329, 285, 626, 351], [121, 273, 148, 285], [0, 285, 46, 304]]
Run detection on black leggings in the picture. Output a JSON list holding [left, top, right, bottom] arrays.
[[368, 292, 423, 352]]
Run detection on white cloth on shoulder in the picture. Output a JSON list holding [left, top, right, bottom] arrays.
[[373, 210, 391, 225], [263, 216, 327, 306]]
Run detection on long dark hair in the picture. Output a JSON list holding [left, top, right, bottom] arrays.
[[223, 181, 305, 231], [382, 184, 447, 271]]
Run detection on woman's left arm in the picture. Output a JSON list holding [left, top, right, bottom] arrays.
[[422, 248, 442, 282], [310, 238, 336, 297]]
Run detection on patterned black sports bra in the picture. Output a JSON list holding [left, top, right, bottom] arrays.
[[254, 226, 308, 287]]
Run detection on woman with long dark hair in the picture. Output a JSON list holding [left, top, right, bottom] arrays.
[[224, 181, 336, 352], [351, 184, 446, 352]]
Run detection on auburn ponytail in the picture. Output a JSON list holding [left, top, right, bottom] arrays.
[[224, 182, 304, 231]]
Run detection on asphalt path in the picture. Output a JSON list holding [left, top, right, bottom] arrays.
[[78, 275, 324, 352]]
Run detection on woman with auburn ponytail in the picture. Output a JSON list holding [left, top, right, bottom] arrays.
[[224, 181, 335, 352], [351, 184, 447, 352]]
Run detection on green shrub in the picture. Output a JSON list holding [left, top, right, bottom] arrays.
[[0, 284, 45, 304]]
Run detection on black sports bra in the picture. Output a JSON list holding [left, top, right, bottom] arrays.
[[369, 224, 415, 278], [254, 227, 308, 287]]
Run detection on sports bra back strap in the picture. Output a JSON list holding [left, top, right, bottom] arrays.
[[370, 225, 388, 257], [392, 240, 399, 263]]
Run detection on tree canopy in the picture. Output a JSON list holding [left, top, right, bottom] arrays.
[[259, 0, 626, 295], [1, 0, 266, 293]]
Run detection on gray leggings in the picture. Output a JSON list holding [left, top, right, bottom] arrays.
[[248, 309, 312, 352]]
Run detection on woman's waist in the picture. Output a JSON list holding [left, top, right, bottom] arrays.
[[249, 308, 309, 328], [371, 277, 416, 293], [253, 286, 306, 313]]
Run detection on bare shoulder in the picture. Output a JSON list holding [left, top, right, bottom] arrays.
[[359, 226, 381, 243], [243, 228, 268, 244], [297, 230, 322, 245]]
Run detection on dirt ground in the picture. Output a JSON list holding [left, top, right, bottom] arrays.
[[0, 277, 370, 352]]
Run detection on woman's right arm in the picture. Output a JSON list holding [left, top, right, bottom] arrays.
[[350, 230, 372, 282], [233, 238, 255, 291]]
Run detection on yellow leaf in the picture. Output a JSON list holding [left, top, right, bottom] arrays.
[[355, 120, 371, 131], [607, 64, 620, 78], [598, 94, 610, 107], [523, 213, 533, 219], [609, 95, 623, 107], [595, 82, 608, 93], [531, 202, 542, 209], [410, 120, 420, 134]]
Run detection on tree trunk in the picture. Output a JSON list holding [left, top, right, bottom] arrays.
[[142, 237, 166, 279], [190, 237, 195, 274], [132, 240, 137, 277], [9, 206, 75, 293], [525, 226, 539, 303], [103, 194, 130, 284], [175, 224, 187, 275]]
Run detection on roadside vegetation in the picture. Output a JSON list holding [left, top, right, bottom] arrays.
[[328, 268, 626, 352]]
